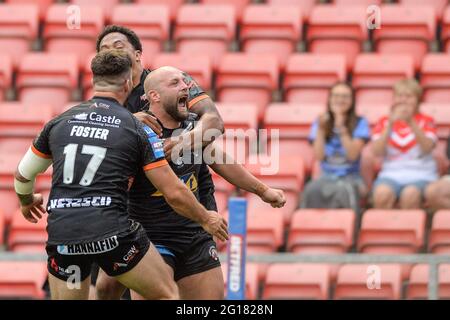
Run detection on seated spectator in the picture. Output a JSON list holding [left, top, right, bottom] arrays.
[[372, 79, 438, 209], [425, 135, 450, 210], [301, 82, 370, 213]]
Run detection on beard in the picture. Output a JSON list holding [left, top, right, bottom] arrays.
[[165, 98, 189, 122]]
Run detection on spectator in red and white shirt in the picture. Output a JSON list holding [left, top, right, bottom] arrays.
[[371, 79, 438, 209]]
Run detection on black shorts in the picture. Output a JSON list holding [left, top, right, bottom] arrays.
[[46, 220, 150, 282], [152, 230, 221, 282]]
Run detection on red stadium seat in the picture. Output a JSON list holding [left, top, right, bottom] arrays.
[[263, 263, 331, 299], [246, 209, 284, 254], [264, 103, 322, 175], [112, 5, 170, 63], [399, 0, 447, 21], [0, 261, 47, 298], [151, 53, 212, 90], [288, 209, 355, 254], [420, 102, 450, 140], [216, 53, 279, 120], [200, 0, 250, 22], [0, 153, 22, 187], [43, 4, 104, 69], [135, 0, 184, 22], [0, 4, 38, 68], [8, 208, 48, 252], [352, 54, 415, 105], [0, 55, 12, 102], [373, 5, 436, 71], [429, 210, 450, 254], [218, 103, 258, 132], [356, 102, 390, 128], [174, 4, 236, 69], [335, 264, 403, 299], [0, 137, 33, 156], [307, 5, 368, 70], [221, 263, 259, 300], [407, 264, 450, 299], [266, 0, 315, 21], [5, 0, 53, 21], [214, 103, 258, 161], [283, 54, 347, 104], [245, 154, 304, 193], [267, 139, 315, 176], [0, 102, 53, 138], [240, 5, 302, 68], [246, 191, 298, 226], [17, 53, 79, 111], [358, 209, 426, 254], [421, 54, 450, 103], [264, 103, 325, 140], [70, 0, 119, 22]]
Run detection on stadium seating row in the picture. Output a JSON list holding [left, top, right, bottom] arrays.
[[0, 260, 448, 299], [1, 2, 450, 70], [4, 203, 450, 257], [5, 52, 450, 114]]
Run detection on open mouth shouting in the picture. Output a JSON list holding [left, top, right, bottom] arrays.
[[178, 94, 188, 110]]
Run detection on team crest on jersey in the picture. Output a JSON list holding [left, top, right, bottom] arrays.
[[151, 172, 198, 196]]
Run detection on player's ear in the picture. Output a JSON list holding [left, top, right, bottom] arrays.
[[148, 89, 160, 103], [124, 78, 132, 96], [134, 50, 142, 63]]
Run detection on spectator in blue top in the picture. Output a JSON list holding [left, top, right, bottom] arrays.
[[300, 82, 371, 213]]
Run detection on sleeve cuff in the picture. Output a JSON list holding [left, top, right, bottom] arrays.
[[188, 94, 209, 109], [31, 145, 51, 159], [143, 159, 168, 171]]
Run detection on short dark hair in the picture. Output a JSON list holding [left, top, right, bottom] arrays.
[[96, 25, 143, 52], [91, 50, 132, 84]]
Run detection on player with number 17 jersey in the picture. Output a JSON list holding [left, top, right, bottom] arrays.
[[32, 96, 166, 245]]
